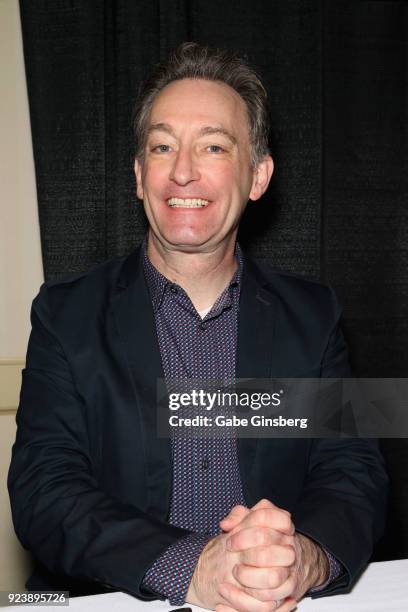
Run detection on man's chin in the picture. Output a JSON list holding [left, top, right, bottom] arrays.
[[148, 227, 237, 256], [155, 232, 216, 253], [164, 240, 213, 254]]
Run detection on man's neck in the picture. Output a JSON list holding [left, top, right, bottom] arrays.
[[146, 233, 238, 312]]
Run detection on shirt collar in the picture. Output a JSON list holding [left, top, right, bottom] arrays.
[[143, 236, 243, 314]]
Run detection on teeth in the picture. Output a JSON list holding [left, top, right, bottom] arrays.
[[167, 197, 209, 208]]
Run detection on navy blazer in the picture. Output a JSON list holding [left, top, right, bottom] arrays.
[[8, 247, 388, 599]]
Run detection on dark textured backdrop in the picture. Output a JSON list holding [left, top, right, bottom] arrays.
[[19, 0, 408, 560]]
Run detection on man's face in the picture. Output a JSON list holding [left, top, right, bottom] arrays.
[[135, 78, 273, 255]]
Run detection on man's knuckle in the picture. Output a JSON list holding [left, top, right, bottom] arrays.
[[260, 527, 272, 545], [280, 513, 292, 532], [285, 534, 295, 548], [254, 508, 268, 524], [260, 589, 275, 602], [245, 587, 266, 602], [288, 574, 297, 592], [267, 569, 280, 588], [268, 568, 283, 589], [260, 590, 276, 603], [286, 546, 296, 565], [275, 531, 287, 546], [256, 546, 270, 566], [234, 564, 245, 582]]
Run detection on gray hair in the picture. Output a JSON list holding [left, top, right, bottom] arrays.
[[133, 42, 270, 167]]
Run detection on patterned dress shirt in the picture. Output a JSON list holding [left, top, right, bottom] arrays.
[[141, 242, 340, 604]]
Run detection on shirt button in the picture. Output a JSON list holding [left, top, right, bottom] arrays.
[[201, 457, 210, 470], [200, 321, 206, 330], [170, 285, 178, 294]]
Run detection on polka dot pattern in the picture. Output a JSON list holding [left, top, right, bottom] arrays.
[[142, 243, 245, 604], [309, 547, 342, 593]]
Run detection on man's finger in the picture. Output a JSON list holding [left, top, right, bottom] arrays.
[[228, 507, 294, 536], [227, 526, 294, 552], [241, 543, 296, 568], [243, 573, 298, 603], [250, 498, 277, 511], [234, 563, 291, 590], [220, 499, 277, 532], [275, 597, 298, 612], [218, 581, 281, 612], [242, 595, 298, 611], [220, 499, 290, 532], [220, 505, 249, 531]]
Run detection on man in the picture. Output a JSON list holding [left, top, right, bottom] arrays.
[[9, 43, 387, 612]]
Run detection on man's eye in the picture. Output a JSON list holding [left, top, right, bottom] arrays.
[[152, 144, 171, 153], [207, 145, 225, 153]]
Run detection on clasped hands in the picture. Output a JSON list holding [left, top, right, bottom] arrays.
[[186, 499, 329, 612]]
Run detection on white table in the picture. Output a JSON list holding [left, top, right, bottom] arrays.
[[4, 559, 408, 611]]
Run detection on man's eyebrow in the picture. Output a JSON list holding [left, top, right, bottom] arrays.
[[198, 126, 237, 145], [146, 123, 175, 137], [146, 123, 237, 145]]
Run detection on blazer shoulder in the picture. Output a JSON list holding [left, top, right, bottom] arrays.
[[246, 258, 341, 322], [249, 258, 337, 298], [32, 249, 140, 326]]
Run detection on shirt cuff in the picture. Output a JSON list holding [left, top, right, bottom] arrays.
[[142, 533, 212, 605], [309, 548, 343, 593]]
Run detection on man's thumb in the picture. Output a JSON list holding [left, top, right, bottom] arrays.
[[219, 505, 249, 532]]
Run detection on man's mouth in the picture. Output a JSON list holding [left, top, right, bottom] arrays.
[[167, 197, 209, 208]]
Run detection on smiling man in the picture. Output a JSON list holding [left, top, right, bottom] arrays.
[[9, 43, 387, 612]]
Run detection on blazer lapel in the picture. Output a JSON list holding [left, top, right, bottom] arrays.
[[236, 258, 276, 379], [111, 248, 172, 518], [236, 257, 276, 504]]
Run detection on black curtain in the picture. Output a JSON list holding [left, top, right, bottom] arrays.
[[19, 0, 408, 560]]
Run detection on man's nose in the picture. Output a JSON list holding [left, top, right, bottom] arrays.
[[169, 147, 200, 185]]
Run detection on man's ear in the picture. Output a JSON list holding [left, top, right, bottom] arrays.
[[134, 159, 144, 200], [248, 155, 274, 202]]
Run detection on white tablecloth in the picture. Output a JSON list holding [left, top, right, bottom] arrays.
[[4, 559, 408, 611]]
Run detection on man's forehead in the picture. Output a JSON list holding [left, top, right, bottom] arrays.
[[151, 79, 246, 118], [147, 78, 250, 139]]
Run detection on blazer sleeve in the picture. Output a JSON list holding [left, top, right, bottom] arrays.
[[8, 284, 191, 599], [293, 289, 388, 596]]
